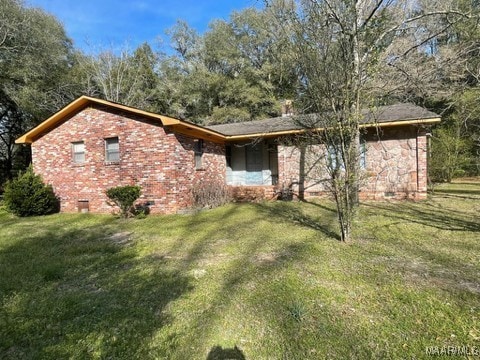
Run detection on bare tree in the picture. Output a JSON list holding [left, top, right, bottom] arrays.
[[268, 0, 473, 241], [76, 43, 160, 110]]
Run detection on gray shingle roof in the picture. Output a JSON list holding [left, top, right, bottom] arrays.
[[207, 103, 440, 137]]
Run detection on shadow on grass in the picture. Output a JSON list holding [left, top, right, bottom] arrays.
[[359, 199, 480, 298], [153, 203, 375, 359], [433, 187, 480, 198], [7, 199, 470, 359], [397, 242, 479, 294], [300, 199, 337, 213], [151, 198, 478, 358], [363, 201, 480, 232], [206, 345, 246, 359], [446, 181, 480, 186], [430, 181, 480, 200], [254, 201, 341, 240], [0, 216, 192, 359]]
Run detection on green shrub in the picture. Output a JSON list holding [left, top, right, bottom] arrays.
[[106, 185, 141, 218], [3, 166, 59, 217]]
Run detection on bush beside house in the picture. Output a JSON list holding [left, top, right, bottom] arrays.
[[106, 185, 141, 218], [3, 166, 59, 217]]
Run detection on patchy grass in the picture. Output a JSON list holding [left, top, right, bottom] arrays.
[[0, 180, 479, 359]]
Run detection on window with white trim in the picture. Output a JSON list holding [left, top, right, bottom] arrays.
[[72, 141, 85, 164], [105, 137, 120, 162]]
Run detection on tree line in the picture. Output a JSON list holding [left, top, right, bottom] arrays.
[[0, 0, 300, 185]]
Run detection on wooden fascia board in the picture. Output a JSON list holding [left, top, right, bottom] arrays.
[[166, 124, 226, 143], [15, 96, 186, 144], [359, 117, 441, 129], [15, 96, 90, 144], [224, 128, 307, 141], [86, 97, 181, 126]]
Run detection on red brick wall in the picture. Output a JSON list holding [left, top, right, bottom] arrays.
[[32, 105, 225, 214], [229, 185, 277, 202]]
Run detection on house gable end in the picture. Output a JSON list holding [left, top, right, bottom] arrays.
[[15, 96, 225, 144], [31, 104, 226, 214]]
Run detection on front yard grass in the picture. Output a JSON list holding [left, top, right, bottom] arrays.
[[1, 180, 479, 359]]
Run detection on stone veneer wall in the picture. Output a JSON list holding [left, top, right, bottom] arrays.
[[361, 126, 428, 200], [277, 126, 429, 200], [32, 105, 225, 214], [277, 144, 329, 196]]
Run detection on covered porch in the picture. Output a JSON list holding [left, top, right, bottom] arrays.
[[225, 140, 279, 202], [226, 140, 279, 186]]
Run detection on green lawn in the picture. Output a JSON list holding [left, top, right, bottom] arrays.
[[1, 181, 479, 359]]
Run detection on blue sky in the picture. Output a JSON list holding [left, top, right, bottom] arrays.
[[26, 0, 262, 53]]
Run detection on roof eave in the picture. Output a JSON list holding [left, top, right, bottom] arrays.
[[16, 97, 441, 145], [165, 123, 226, 142], [223, 117, 441, 141], [15, 96, 225, 144], [360, 117, 441, 128], [15, 96, 91, 144]]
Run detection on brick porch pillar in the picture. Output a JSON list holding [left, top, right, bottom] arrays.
[[416, 129, 428, 198]]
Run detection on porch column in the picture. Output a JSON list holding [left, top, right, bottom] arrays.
[[277, 145, 286, 188], [416, 129, 428, 198]]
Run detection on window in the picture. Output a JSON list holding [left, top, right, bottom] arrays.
[[194, 139, 204, 170], [245, 143, 263, 185], [327, 141, 367, 170], [226, 145, 232, 168], [327, 145, 342, 170], [105, 137, 120, 162], [72, 141, 85, 163], [360, 139, 367, 170]]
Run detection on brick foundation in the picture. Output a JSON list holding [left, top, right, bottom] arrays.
[[229, 185, 277, 202]]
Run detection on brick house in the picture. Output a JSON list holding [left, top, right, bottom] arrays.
[[16, 96, 440, 214]]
